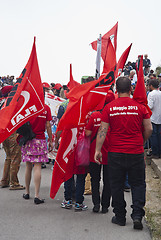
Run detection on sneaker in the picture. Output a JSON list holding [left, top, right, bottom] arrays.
[[146, 150, 152, 157], [41, 163, 46, 169], [75, 203, 88, 211], [124, 186, 131, 192], [111, 216, 126, 226], [61, 200, 73, 209], [133, 219, 143, 230]]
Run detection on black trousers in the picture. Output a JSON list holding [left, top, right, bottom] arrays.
[[89, 162, 111, 208], [108, 152, 146, 222]]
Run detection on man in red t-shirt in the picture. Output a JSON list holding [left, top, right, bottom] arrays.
[[95, 77, 152, 230]]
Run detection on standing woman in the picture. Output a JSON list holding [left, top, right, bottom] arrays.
[[22, 104, 53, 204]]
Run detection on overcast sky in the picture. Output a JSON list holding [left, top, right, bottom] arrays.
[[0, 0, 160, 85]]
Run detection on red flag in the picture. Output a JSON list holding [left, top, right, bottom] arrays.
[[91, 22, 118, 61], [67, 64, 80, 90], [102, 38, 116, 74], [0, 37, 44, 143], [50, 68, 116, 199], [133, 55, 152, 115], [57, 69, 116, 132], [50, 128, 77, 199], [115, 43, 132, 78], [50, 77, 116, 199]]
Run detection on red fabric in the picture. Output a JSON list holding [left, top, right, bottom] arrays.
[[53, 83, 62, 90], [115, 44, 132, 78], [133, 55, 152, 116], [30, 104, 52, 139], [50, 73, 116, 199], [105, 90, 115, 104], [67, 64, 80, 90], [1, 85, 13, 96], [50, 127, 86, 199], [102, 39, 116, 74], [86, 111, 108, 164], [57, 69, 116, 132], [42, 82, 50, 89], [0, 37, 44, 144], [91, 22, 118, 61], [102, 97, 150, 154]]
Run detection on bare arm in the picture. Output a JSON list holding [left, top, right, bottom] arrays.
[[55, 130, 62, 149], [46, 121, 53, 152], [143, 118, 153, 142], [94, 122, 109, 165]]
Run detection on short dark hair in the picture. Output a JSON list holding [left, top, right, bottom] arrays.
[[149, 79, 159, 89], [116, 76, 131, 93]]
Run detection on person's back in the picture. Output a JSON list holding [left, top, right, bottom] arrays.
[[102, 97, 149, 154]]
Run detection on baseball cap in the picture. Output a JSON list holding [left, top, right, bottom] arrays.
[[53, 83, 62, 90], [42, 82, 50, 88]]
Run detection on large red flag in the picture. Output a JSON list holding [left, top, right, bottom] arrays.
[[67, 64, 80, 90], [133, 55, 152, 115], [0, 37, 44, 143], [115, 43, 132, 78], [91, 22, 118, 61], [102, 38, 117, 74], [50, 69, 116, 199]]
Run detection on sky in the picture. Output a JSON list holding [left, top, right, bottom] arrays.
[[0, 0, 161, 85]]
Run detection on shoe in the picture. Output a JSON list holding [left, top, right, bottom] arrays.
[[0, 181, 9, 188], [9, 185, 25, 190], [61, 200, 73, 209], [124, 186, 131, 192], [46, 159, 51, 164], [75, 203, 88, 211], [93, 205, 100, 213], [111, 216, 126, 226], [23, 193, 30, 200], [101, 207, 108, 214], [146, 151, 152, 156], [133, 219, 143, 230], [41, 163, 46, 169], [84, 191, 92, 195], [34, 198, 45, 204]]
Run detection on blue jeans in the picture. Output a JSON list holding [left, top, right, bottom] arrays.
[[64, 174, 86, 204], [108, 152, 146, 222], [151, 122, 161, 156]]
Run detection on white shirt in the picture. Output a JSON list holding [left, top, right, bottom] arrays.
[[148, 89, 161, 124]]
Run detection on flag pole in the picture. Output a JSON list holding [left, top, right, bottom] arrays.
[[95, 34, 101, 79]]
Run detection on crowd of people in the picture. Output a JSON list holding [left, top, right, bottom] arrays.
[[0, 53, 161, 231]]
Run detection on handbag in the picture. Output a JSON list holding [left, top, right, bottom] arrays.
[[16, 122, 36, 146], [75, 130, 90, 167]]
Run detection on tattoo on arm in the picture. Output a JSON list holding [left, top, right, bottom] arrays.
[[98, 125, 107, 139]]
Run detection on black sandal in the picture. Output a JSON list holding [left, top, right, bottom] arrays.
[[23, 193, 30, 200], [34, 197, 45, 204]]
